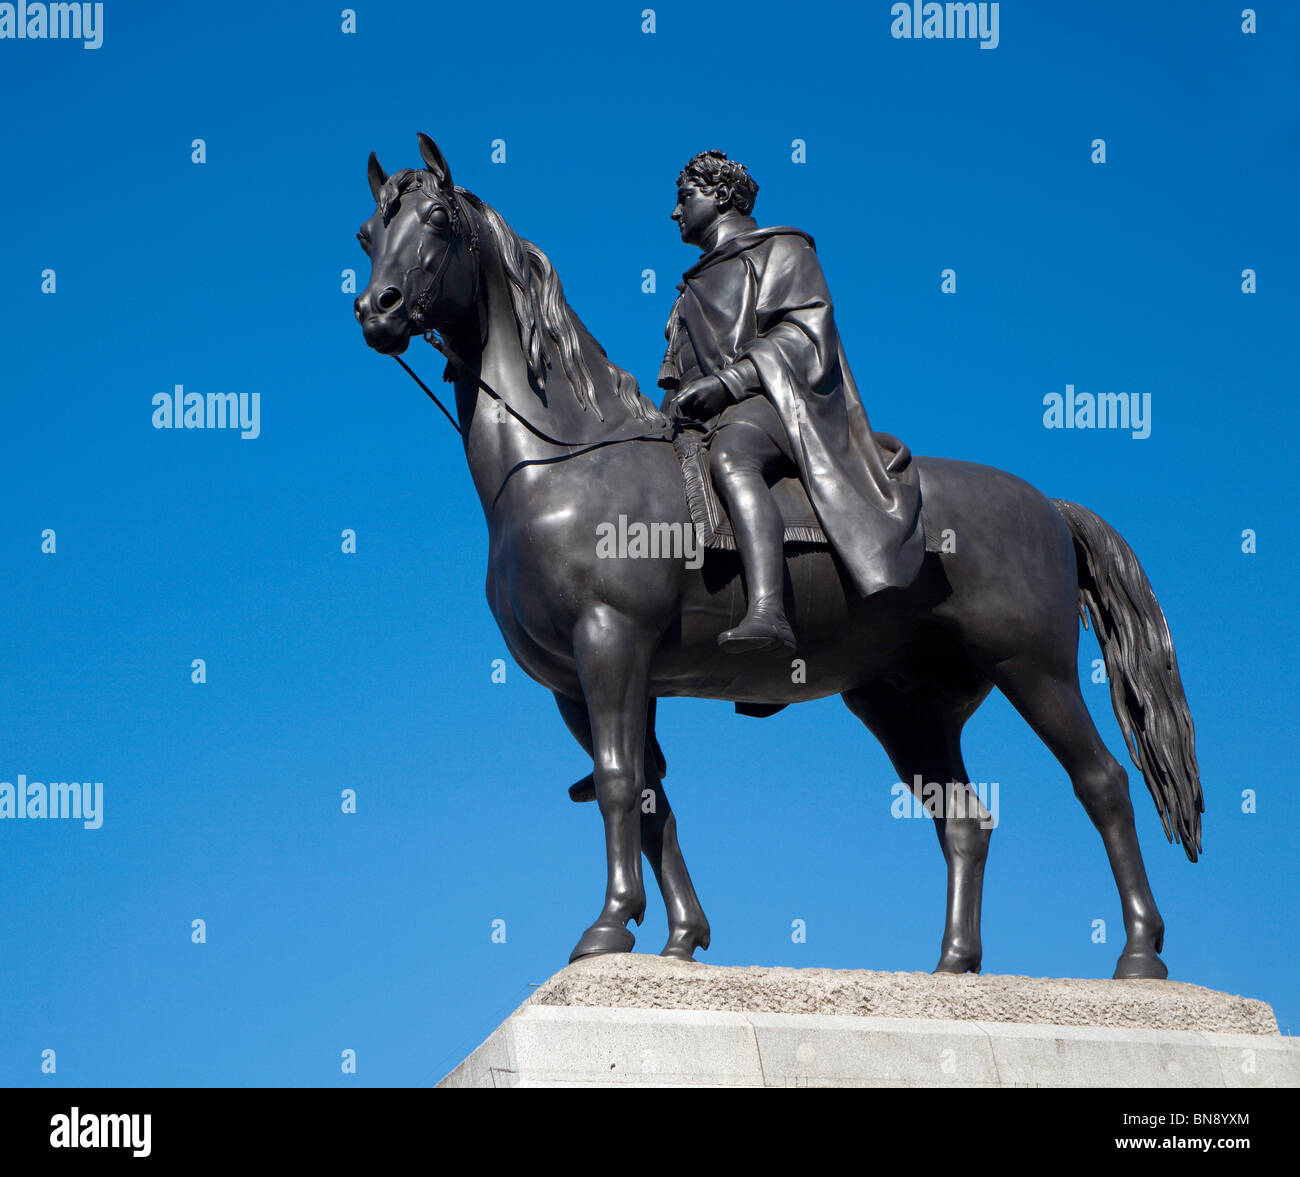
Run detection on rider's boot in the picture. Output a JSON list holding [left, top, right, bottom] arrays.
[[716, 470, 796, 654]]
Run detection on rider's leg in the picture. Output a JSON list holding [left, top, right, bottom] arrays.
[[709, 417, 796, 652]]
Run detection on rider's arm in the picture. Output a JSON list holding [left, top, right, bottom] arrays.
[[714, 357, 760, 402]]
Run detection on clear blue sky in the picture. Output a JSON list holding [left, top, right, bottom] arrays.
[[2, 0, 1296, 1085]]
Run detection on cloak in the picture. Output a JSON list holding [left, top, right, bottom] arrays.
[[658, 224, 924, 597]]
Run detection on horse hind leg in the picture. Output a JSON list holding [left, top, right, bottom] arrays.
[[988, 654, 1167, 980], [843, 681, 993, 974], [556, 695, 711, 960]]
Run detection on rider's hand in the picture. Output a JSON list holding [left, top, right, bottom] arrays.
[[671, 375, 729, 421]]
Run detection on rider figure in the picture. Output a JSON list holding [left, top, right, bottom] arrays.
[[660, 150, 925, 654]]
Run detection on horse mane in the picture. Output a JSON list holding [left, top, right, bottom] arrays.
[[380, 169, 654, 422]]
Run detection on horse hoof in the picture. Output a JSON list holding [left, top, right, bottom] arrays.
[[569, 922, 635, 962], [933, 943, 981, 974], [1113, 951, 1168, 980], [660, 942, 697, 961], [660, 927, 710, 961], [568, 774, 596, 803]]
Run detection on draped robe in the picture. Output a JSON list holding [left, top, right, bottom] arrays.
[[658, 224, 924, 597]]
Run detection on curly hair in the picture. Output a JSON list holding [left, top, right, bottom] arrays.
[[677, 150, 759, 216]]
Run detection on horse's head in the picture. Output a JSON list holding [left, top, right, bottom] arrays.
[[354, 133, 479, 356]]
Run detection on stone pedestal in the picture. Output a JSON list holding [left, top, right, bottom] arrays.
[[438, 954, 1300, 1088]]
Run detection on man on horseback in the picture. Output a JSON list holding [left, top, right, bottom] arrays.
[[660, 150, 926, 652]]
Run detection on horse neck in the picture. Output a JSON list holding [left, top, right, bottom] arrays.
[[447, 210, 652, 524]]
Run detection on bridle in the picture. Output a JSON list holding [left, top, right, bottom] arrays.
[[389, 188, 482, 437], [387, 188, 695, 457], [405, 188, 480, 336]]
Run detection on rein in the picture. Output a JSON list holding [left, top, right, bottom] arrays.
[[386, 190, 695, 454], [394, 330, 696, 457], [392, 349, 463, 435]]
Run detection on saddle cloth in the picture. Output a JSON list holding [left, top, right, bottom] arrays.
[[673, 428, 932, 552]]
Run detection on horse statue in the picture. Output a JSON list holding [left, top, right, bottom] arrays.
[[353, 134, 1202, 980]]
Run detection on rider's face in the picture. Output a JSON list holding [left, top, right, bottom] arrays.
[[672, 179, 721, 248]]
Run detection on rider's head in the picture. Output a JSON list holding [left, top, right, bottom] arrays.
[[677, 150, 759, 216], [672, 151, 758, 248]]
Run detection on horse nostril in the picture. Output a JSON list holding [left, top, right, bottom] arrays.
[[377, 286, 403, 313], [353, 297, 363, 321]]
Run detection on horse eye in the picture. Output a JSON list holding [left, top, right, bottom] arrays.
[[427, 206, 450, 229]]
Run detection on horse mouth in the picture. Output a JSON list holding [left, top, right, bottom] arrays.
[[362, 322, 412, 357]]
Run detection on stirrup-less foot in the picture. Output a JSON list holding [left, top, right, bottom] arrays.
[[717, 601, 796, 654]]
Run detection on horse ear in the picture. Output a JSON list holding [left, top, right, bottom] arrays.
[[416, 133, 454, 192], [367, 152, 387, 202]]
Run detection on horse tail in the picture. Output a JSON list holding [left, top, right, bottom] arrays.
[[1051, 499, 1204, 861]]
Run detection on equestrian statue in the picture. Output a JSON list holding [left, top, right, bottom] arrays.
[[352, 134, 1203, 980]]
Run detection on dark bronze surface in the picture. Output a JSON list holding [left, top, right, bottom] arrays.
[[354, 136, 1202, 978]]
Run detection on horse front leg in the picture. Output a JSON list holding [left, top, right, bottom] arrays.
[[558, 696, 711, 960], [639, 776, 711, 960], [568, 607, 652, 962]]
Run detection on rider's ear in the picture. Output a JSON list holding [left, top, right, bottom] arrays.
[[417, 133, 454, 194], [367, 152, 388, 202]]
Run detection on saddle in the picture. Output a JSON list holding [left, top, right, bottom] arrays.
[[673, 427, 927, 552], [672, 427, 935, 722]]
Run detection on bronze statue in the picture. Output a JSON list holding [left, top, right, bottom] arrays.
[[660, 150, 922, 653], [354, 134, 1203, 979]]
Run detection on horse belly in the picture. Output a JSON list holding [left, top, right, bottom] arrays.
[[651, 546, 904, 703]]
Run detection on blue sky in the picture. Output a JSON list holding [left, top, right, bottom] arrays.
[[1, 1, 1297, 1085]]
